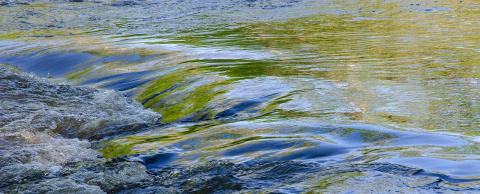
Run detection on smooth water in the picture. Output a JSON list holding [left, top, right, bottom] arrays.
[[0, 0, 479, 193]]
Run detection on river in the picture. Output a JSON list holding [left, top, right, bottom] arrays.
[[0, 0, 479, 193]]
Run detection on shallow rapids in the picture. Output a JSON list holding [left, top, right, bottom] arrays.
[[0, 0, 480, 193]]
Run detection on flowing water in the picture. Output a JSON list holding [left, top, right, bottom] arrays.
[[0, 0, 479, 193]]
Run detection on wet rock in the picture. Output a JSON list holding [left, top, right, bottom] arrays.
[[0, 65, 159, 193], [0, 131, 100, 167], [0, 163, 54, 188], [0, 64, 160, 139], [20, 179, 105, 194], [84, 162, 152, 192]]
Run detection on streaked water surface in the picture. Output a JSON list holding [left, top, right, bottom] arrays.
[[0, 0, 479, 193]]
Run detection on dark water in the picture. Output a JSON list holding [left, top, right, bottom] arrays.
[[0, 0, 479, 193]]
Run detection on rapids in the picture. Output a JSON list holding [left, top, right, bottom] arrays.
[[0, 0, 479, 193]]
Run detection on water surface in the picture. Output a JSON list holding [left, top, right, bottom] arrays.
[[0, 0, 479, 193]]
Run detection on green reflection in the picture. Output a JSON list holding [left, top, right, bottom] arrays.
[[100, 134, 182, 159], [138, 68, 230, 123]]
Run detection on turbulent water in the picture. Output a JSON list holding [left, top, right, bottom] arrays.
[[0, 0, 480, 193]]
